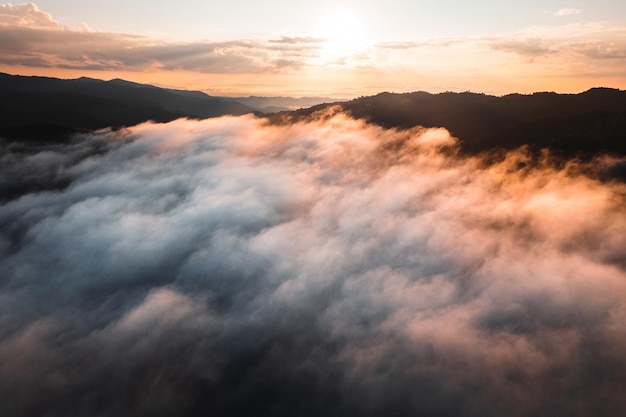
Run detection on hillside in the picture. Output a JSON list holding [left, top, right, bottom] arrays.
[[2, 72, 625, 161], [277, 88, 626, 158], [0, 73, 255, 140]]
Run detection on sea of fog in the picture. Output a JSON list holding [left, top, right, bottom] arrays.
[[1, 114, 626, 417]]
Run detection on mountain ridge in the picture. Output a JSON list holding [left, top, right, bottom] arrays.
[[1, 72, 625, 161], [0, 72, 255, 140], [273, 87, 626, 158]]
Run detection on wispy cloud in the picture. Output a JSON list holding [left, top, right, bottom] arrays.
[[489, 38, 554, 58], [485, 24, 626, 65], [269, 35, 325, 44], [554, 8, 582, 17], [375, 38, 463, 50]]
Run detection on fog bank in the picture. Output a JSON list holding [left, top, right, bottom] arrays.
[[1, 115, 626, 417]]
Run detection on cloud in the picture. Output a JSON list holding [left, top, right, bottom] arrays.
[[0, 2, 59, 28], [484, 24, 626, 67], [1, 114, 626, 416], [570, 41, 626, 59], [489, 38, 554, 57], [0, 4, 318, 73], [1, 4, 626, 94], [269, 35, 325, 44], [554, 8, 582, 17], [375, 38, 462, 50]]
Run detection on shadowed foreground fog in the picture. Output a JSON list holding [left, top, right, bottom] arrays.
[[1, 114, 626, 417]]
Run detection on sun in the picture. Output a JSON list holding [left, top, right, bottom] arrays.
[[316, 7, 367, 63]]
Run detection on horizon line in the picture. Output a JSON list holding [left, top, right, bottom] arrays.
[[2, 70, 623, 100]]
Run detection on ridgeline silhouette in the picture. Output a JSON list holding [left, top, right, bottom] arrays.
[[275, 88, 626, 158], [0, 72, 255, 140], [2, 72, 625, 160]]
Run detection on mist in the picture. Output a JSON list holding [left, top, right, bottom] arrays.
[[1, 114, 626, 417]]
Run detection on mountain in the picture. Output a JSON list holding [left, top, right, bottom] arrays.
[[275, 88, 626, 158], [0, 72, 255, 140], [2, 72, 625, 161]]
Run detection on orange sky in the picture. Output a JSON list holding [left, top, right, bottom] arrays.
[[1, 3, 625, 97]]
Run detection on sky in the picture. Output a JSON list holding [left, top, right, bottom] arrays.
[[1, 1, 626, 96]]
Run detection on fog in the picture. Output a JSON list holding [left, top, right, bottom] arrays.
[[1, 114, 626, 416]]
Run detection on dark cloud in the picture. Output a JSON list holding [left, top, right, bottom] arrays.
[[1, 115, 626, 417]]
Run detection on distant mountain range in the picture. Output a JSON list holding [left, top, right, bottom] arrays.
[[0, 72, 336, 141], [1, 72, 625, 161], [223, 96, 338, 113], [0, 72, 256, 140]]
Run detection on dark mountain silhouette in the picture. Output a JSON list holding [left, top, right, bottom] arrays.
[[0, 72, 255, 141], [2, 72, 625, 162], [275, 88, 626, 158]]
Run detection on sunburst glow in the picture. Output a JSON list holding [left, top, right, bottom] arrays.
[[316, 7, 368, 63]]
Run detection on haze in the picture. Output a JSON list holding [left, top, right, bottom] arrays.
[[1, 1, 625, 96]]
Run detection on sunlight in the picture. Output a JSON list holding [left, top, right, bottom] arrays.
[[316, 6, 367, 63]]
